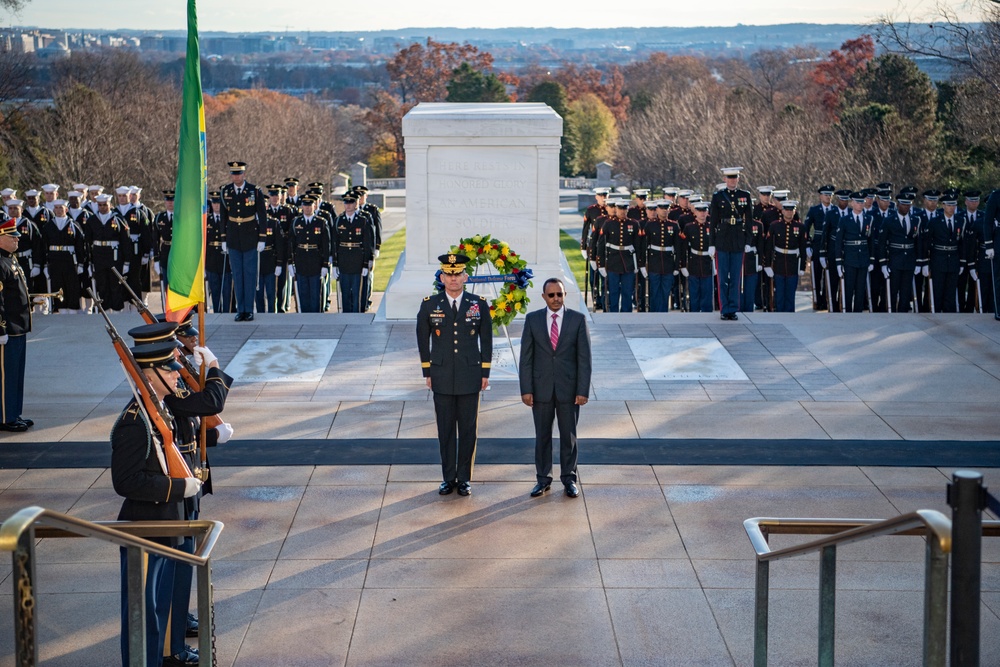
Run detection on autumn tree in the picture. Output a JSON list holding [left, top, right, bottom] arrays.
[[715, 46, 820, 111], [568, 93, 617, 177], [446, 62, 509, 102], [623, 53, 716, 113], [810, 36, 876, 119]]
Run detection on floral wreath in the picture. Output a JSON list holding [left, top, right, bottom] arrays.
[[432, 234, 533, 331]]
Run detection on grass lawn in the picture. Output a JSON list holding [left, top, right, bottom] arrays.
[[374, 227, 587, 293]]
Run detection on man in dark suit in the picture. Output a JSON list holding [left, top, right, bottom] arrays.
[[519, 278, 592, 499], [416, 253, 492, 497]]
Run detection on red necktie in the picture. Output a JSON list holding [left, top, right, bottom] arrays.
[[550, 313, 559, 350]]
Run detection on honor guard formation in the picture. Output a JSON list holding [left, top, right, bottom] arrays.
[[581, 168, 1000, 319], [0, 160, 382, 319]]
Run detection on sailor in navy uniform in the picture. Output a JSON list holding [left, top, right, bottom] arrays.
[[416, 254, 492, 497]]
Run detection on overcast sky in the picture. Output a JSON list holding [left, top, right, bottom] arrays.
[[2, 0, 979, 32]]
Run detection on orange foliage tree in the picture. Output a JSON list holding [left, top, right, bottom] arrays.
[[811, 36, 876, 119]]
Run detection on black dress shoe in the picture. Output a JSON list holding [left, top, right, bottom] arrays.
[[564, 482, 579, 498], [457, 481, 472, 496], [163, 646, 199, 667], [530, 483, 550, 497], [0, 421, 28, 432], [185, 612, 198, 638], [234, 312, 245, 322], [17, 418, 33, 428], [438, 482, 454, 495], [730, 312, 739, 320], [245, 312, 254, 321]]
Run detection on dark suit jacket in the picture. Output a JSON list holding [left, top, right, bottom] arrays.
[[417, 291, 492, 395], [518, 307, 591, 403]]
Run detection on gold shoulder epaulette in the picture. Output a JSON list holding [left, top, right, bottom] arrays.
[[423, 296, 430, 301]]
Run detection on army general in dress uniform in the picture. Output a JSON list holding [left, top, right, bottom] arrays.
[[416, 254, 492, 498]]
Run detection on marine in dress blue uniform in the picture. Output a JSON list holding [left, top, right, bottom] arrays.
[[582, 187, 610, 310], [679, 201, 715, 312], [595, 200, 641, 312], [709, 167, 753, 320], [416, 254, 492, 497], [763, 200, 808, 312], [640, 200, 682, 312]]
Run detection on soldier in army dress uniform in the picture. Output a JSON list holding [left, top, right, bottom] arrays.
[[254, 186, 284, 313], [0, 217, 32, 431], [287, 197, 330, 313], [220, 161, 267, 321], [416, 254, 492, 498], [331, 193, 375, 313]]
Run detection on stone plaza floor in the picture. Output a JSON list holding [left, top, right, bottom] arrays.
[[0, 307, 998, 665]]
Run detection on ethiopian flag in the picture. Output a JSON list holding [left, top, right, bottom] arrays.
[[166, 0, 207, 320]]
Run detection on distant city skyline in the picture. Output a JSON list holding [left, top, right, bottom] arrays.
[[0, 0, 977, 33]]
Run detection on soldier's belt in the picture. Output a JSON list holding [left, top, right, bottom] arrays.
[[160, 241, 171, 246], [889, 243, 915, 250], [129, 234, 140, 242], [691, 249, 712, 256], [607, 243, 634, 251], [933, 244, 958, 251], [208, 242, 222, 247], [297, 243, 318, 250], [812, 232, 822, 238], [746, 247, 758, 254], [844, 241, 866, 246], [774, 247, 799, 255], [16, 250, 31, 257], [338, 242, 362, 248], [228, 215, 256, 224], [176, 442, 196, 454], [92, 240, 120, 247], [727, 217, 737, 224], [648, 245, 674, 253], [47, 245, 75, 252]]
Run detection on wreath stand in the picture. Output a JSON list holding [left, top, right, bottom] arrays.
[[466, 260, 519, 379]]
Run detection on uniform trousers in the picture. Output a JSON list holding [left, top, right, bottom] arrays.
[[688, 276, 714, 312], [276, 265, 290, 312], [228, 248, 258, 314], [588, 264, 604, 308], [740, 271, 759, 312], [715, 251, 743, 315], [93, 266, 125, 310], [296, 274, 322, 313], [605, 272, 634, 313], [888, 268, 915, 313], [993, 256, 1000, 318], [206, 270, 233, 313], [532, 396, 579, 486], [773, 275, 797, 313], [957, 268, 976, 313], [339, 273, 362, 313], [256, 271, 276, 313], [811, 255, 828, 309], [48, 258, 82, 311], [978, 258, 995, 314], [120, 549, 172, 667], [362, 268, 373, 312], [869, 267, 887, 312], [843, 265, 867, 312], [433, 392, 480, 484], [169, 505, 198, 655], [0, 335, 26, 424], [931, 269, 959, 313], [647, 273, 674, 312]]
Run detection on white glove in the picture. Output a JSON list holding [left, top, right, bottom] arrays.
[[798, 270, 805, 276], [221, 242, 227, 254], [633, 265, 639, 274], [122, 263, 130, 274], [680, 268, 689, 277], [987, 249, 995, 260], [183, 477, 203, 498], [88, 263, 94, 275], [837, 265, 844, 278], [708, 246, 716, 257], [257, 241, 266, 253], [820, 257, 828, 269], [581, 249, 587, 259], [214, 422, 234, 444], [589, 260, 597, 271], [141, 255, 149, 265], [882, 266, 890, 280], [362, 268, 369, 277], [288, 264, 295, 279], [640, 267, 648, 278], [673, 270, 679, 276], [275, 266, 282, 276], [30, 266, 40, 278], [321, 267, 328, 278], [806, 247, 813, 259], [744, 245, 753, 253], [76, 265, 84, 275], [374, 249, 380, 258], [914, 266, 921, 276], [0, 335, 8, 345], [43, 267, 49, 279], [332, 267, 340, 279], [764, 267, 774, 278], [868, 264, 874, 272], [598, 268, 607, 277], [971, 269, 979, 282], [193, 345, 217, 367], [922, 266, 930, 277]]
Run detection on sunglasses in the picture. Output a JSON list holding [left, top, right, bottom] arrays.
[[546, 292, 564, 298]]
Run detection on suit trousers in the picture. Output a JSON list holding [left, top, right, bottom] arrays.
[[433, 392, 480, 483], [532, 398, 580, 486]]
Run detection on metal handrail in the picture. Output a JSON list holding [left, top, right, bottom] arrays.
[[744, 511, 954, 667], [0, 506, 224, 667]]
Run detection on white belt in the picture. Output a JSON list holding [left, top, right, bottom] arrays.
[[691, 249, 711, 256], [607, 243, 634, 251], [844, 240, 866, 246], [648, 245, 674, 252], [774, 247, 799, 255], [48, 245, 75, 252], [93, 240, 120, 247]]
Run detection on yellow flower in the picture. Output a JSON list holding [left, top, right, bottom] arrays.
[[515, 301, 522, 311], [496, 259, 505, 268], [505, 292, 515, 303], [463, 243, 475, 253]]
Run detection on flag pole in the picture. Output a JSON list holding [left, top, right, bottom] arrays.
[[198, 300, 208, 472]]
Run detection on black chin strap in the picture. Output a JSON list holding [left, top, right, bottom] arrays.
[[153, 368, 181, 398]]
